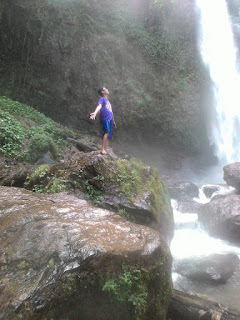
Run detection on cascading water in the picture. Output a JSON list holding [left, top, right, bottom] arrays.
[[170, 2, 240, 309], [171, 186, 240, 310], [196, 0, 240, 165]]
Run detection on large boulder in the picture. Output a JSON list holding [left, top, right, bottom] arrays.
[[176, 198, 203, 214], [0, 162, 32, 187], [174, 253, 239, 284], [165, 180, 199, 201], [199, 193, 240, 242], [24, 152, 174, 243], [223, 162, 240, 191], [0, 186, 172, 320]]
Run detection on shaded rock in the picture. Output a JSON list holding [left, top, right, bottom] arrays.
[[25, 152, 174, 243], [223, 162, 240, 191], [165, 180, 199, 200], [176, 197, 203, 214], [66, 137, 98, 153], [0, 163, 32, 187], [199, 193, 240, 242], [202, 184, 221, 198], [174, 253, 239, 284], [0, 186, 172, 320]]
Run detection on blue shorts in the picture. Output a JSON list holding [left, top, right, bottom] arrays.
[[102, 119, 113, 139]]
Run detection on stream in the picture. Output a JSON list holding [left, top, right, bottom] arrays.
[[169, 1, 240, 310], [170, 185, 240, 310]]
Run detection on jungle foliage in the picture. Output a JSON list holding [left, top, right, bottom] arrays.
[[0, 96, 76, 161]]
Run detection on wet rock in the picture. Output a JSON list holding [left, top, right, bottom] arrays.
[[199, 193, 240, 242], [0, 163, 32, 187], [223, 162, 240, 191], [176, 197, 203, 214], [174, 253, 239, 284], [25, 152, 174, 243], [0, 186, 172, 320], [202, 184, 221, 198], [165, 180, 199, 200], [66, 137, 98, 153]]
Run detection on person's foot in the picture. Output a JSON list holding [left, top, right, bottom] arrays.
[[100, 150, 107, 155]]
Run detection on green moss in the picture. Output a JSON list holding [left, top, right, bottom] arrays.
[[98, 157, 148, 201], [17, 261, 30, 270], [98, 156, 172, 220], [102, 264, 149, 320], [47, 258, 55, 269], [26, 164, 50, 184], [147, 169, 172, 223]]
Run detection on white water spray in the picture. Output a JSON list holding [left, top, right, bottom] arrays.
[[196, 0, 240, 164]]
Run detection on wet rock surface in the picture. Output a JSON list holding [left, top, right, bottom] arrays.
[[174, 253, 239, 284], [0, 186, 172, 320], [165, 180, 199, 201], [165, 179, 201, 214], [176, 197, 203, 214], [199, 193, 240, 242], [22, 151, 174, 243], [223, 162, 240, 191]]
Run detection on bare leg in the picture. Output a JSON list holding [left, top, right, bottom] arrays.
[[100, 133, 109, 154]]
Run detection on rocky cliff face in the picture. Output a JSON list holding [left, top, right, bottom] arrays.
[[0, 0, 210, 155], [0, 185, 173, 320]]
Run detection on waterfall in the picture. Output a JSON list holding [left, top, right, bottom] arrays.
[[196, 0, 240, 164]]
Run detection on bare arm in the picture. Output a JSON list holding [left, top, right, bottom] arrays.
[[90, 104, 101, 120]]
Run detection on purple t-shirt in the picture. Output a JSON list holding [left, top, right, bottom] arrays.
[[98, 97, 113, 123]]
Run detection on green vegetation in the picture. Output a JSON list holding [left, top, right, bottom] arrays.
[[24, 164, 67, 194], [47, 258, 55, 269], [17, 261, 31, 270], [0, 96, 76, 161], [0, 108, 25, 157], [102, 264, 149, 320], [118, 208, 130, 220], [84, 175, 105, 205], [97, 156, 172, 223]]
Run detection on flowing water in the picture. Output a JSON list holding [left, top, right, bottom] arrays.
[[196, 0, 240, 165], [169, 1, 240, 310], [170, 186, 240, 310]]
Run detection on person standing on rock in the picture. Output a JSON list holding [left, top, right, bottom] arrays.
[[90, 87, 116, 155]]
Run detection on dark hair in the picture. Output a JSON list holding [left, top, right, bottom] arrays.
[[98, 87, 104, 97]]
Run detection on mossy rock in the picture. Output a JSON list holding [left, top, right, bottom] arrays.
[[0, 186, 172, 320], [24, 151, 174, 243]]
